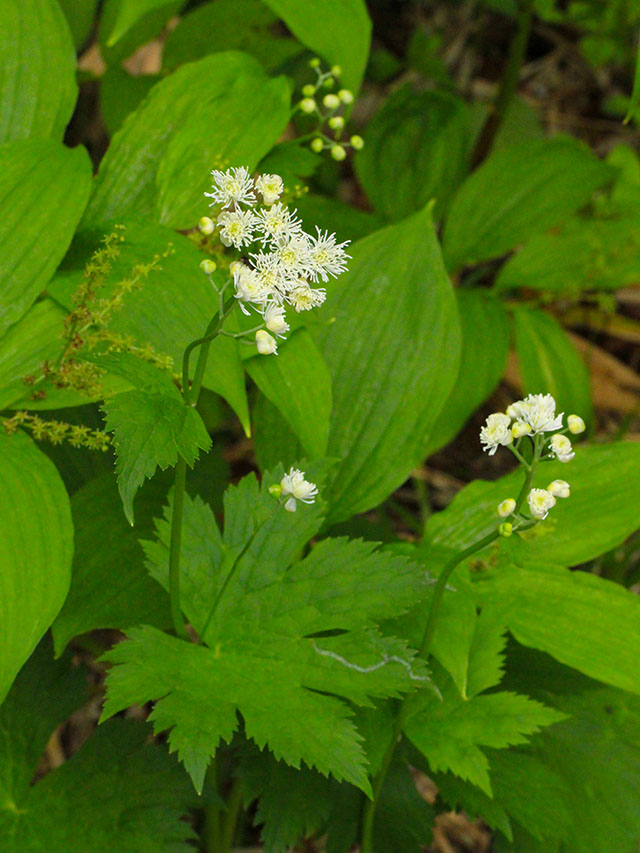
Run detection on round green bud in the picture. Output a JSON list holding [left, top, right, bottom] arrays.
[[499, 522, 513, 538], [330, 64, 342, 76], [198, 216, 215, 235], [309, 57, 321, 68], [338, 88, 354, 104], [299, 97, 317, 114], [322, 77, 335, 89], [331, 145, 347, 161], [268, 484, 282, 498], [200, 259, 217, 275], [350, 134, 364, 150], [323, 93, 340, 110], [310, 137, 324, 153], [328, 115, 345, 130], [301, 83, 316, 97]]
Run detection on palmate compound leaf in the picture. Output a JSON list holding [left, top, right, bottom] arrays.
[[402, 666, 566, 796], [0, 640, 195, 852], [102, 468, 432, 794], [102, 359, 211, 524]]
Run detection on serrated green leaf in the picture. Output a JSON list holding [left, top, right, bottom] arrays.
[[52, 473, 172, 655], [0, 139, 91, 336], [48, 218, 249, 430], [425, 289, 510, 457], [355, 85, 470, 221], [103, 389, 211, 524], [246, 329, 332, 459], [85, 52, 291, 229], [423, 442, 640, 568], [443, 138, 614, 272], [163, 0, 303, 73], [103, 470, 430, 793], [474, 563, 640, 694], [404, 670, 565, 795], [465, 608, 508, 698], [0, 431, 73, 705], [0, 0, 77, 142], [512, 307, 593, 426], [261, 0, 372, 93], [312, 205, 460, 524]]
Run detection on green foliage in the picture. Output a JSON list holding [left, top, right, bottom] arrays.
[[0, 431, 73, 705], [355, 85, 470, 220], [443, 138, 614, 271], [86, 52, 291, 229], [311, 205, 460, 524], [511, 306, 593, 427], [0, 140, 91, 336], [103, 470, 430, 793], [104, 0, 181, 45], [0, 0, 77, 142], [0, 641, 195, 851]]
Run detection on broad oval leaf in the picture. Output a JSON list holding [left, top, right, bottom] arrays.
[[0, 139, 92, 336], [442, 138, 614, 272], [0, 431, 73, 705], [312, 205, 460, 524], [355, 85, 470, 221], [105, 0, 178, 45], [261, 0, 372, 93], [0, 0, 77, 142], [85, 52, 291, 230], [512, 307, 593, 428]]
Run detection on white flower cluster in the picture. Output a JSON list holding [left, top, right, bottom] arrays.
[[202, 167, 350, 355], [269, 467, 318, 513], [480, 393, 584, 461]]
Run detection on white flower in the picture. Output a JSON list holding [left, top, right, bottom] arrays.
[[256, 173, 284, 205], [205, 166, 256, 209], [255, 203, 303, 245], [567, 414, 585, 435], [528, 488, 556, 520], [277, 236, 313, 277], [508, 394, 563, 435], [480, 412, 512, 455], [307, 228, 350, 282], [288, 281, 326, 312], [497, 498, 516, 518], [280, 467, 318, 504], [264, 303, 289, 337], [550, 434, 574, 463], [232, 263, 272, 311], [217, 209, 258, 248], [256, 329, 278, 355], [547, 479, 570, 498]]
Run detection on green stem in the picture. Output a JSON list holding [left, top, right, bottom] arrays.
[[471, 0, 535, 167], [203, 760, 221, 853], [168, 455, 189, 640], [220, 779, 244, 853]]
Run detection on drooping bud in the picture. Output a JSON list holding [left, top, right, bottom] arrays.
[[198, 216, 215, 235], [497, 498, 516, 518], [547, 479, 570, 498], [199, 259, 217, 274], [567, 414, 586, 435], [256, 329, 278, 355], [550, 434, 574, 463]]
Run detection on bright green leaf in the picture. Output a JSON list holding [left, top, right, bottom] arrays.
[[106, 0, 180, 45], [294, 193, 382, 242], [0, 0, 77, 142], [512, 307, 593, 427], [100, 67, 159, 136], [443, 138, 614, 272], [260, 0, 372, 92], [0, 139, 91, 336], [0, 431, 73, 705], [312, 205, 460, 524]]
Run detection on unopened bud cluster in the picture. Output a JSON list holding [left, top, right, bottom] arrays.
[[296, 59, 364, 161], [2, 411, 111, 451], [202, 167, 350, 355]]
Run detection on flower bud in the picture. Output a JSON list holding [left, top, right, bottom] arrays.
[[198, 216, 215, 235], [497, 498, 516, 518], [310, 137, 324, 153], [256, 330, 278, 355], [512, 420, 532, 439], [331, 145, 347, 161], [547, 479, 570, 498], [330, 64, 342, 76], [567, 414, 585, 434], [299, 97, 317, 114], [268, 484, 282, 498], [199, 259, 217, 274], [322, 77, 335, 89], [528, 488, 556, 520], [284, 497, 297, 512], [323, 93, 340, 110], [264, 303, 290, 336], [350, 134, 364, 150], [302, 83, 316, 97], [339, 88, 354, 104], [309, 57, 321, 68], [550, 434, 574, 463], [499, 522, 513, 537], [328, 115, 344, 130]]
